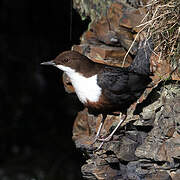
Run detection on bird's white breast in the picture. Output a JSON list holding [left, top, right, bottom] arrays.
[[57, 65, 102, 104]]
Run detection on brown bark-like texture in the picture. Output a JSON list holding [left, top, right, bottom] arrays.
[[65, 0, 180, 179]]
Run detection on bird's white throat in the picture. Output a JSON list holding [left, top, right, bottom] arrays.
[[57, 65, 102, 103]]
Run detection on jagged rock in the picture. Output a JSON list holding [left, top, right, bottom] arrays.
[[145, 171, 172, 180], [80, 2, 145, 51], [72, 44, 133, 67], [74, 0, 180, 81], [107, 3, 144, 31], [72, 111, 124, 149], [72, 1, 148, 66], [72, 83, 180, 179], [73, 0, 148, 20], [134, 99, 162, 126], [151, 54, 180, 82], [135, 84, 180, 169], [69, 1, 180, 179], [81, 158, 120, 180], [106, 135, 139, 161]]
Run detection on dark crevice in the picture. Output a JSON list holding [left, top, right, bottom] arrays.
[[109, 162, 120, 170], [153, 160, 167, 166], [134, 80, 180, 115], [135, 126, 153, 133], [119, 160, 129, 165], [173, 158, 180, 164], [134, 81, 164, 115], [106, 150, 114, 156]]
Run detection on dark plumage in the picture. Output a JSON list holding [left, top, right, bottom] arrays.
[[41, 39, 153, 149], [96, 65, 151, 113]]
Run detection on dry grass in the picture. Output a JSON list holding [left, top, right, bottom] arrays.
[[123, 0, 180, 70], [144, 0, 179, 63]]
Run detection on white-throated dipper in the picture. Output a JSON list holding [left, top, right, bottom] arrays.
[[41, 39, 153, 149]]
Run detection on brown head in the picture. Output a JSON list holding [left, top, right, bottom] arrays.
[[54, 51, 92, 69], [41, 50, 103, 77]]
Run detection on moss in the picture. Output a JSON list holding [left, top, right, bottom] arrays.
[[73, 0, 113, 21]]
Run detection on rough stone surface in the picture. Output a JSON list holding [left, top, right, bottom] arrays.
[[69, 0, 180, 179], [72, 44, 133, 67], [72, 83, 180, 179]]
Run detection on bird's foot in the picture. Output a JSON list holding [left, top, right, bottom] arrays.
[[97, 134, 113, 142], [94, 135, 113, 151], [91, 134, 111, 151], [94, 114, 127, 151]]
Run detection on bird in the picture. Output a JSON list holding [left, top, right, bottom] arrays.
[[41, 39, 153, 149]]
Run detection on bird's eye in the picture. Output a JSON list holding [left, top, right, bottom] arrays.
[[63, 58, 69, 63]]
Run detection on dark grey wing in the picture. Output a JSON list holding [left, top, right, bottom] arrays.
[[97, 66, 151, 106], [97, 66, 129, 95], [128, 38, 153, 75]]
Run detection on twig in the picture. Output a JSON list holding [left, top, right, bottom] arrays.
[[122, 24, 148, 67], [143, 0, 159, 7], [136, 12, 170, 28]]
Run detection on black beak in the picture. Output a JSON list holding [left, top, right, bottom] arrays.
[[40, 60, 56, 66]]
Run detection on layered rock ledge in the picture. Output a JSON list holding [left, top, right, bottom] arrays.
[[63, 0, 180, 179]]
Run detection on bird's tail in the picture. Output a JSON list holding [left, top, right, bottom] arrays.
[[128, 38, 154, 76]]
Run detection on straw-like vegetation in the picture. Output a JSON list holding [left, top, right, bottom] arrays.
[[124, 0, 180, 70], [143, 0, 179, 65]]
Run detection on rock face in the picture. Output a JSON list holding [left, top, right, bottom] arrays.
[[66, 0, 180, 179], [72, 83, 180, 180]]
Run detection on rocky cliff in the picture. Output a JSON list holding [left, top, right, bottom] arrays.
[[65, 0, 180, 179]]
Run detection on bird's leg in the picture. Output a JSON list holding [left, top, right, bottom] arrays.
[[92, 114, 106, 144], [98, 113, 127, 142], [95, 113, 127, 151]]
